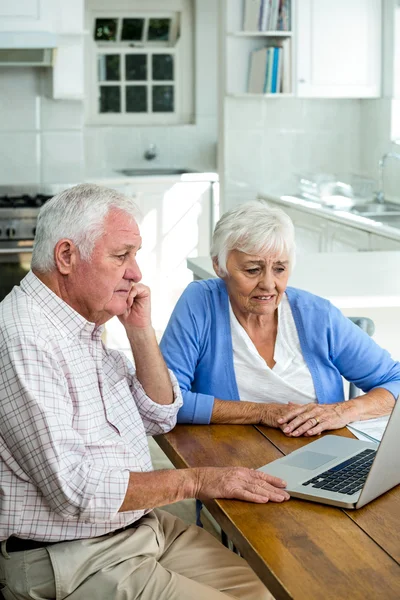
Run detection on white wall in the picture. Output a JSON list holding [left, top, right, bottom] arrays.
[[0, 0, 217, 185], [223, 96, 362, 210], [84, 0, 218, 176], [0, 68, 84, 185]]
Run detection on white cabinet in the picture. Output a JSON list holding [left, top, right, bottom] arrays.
[[97, 177, 213, 337], [0, 0, 55, 31], [369, 234, 400, 251], [263, 196, 400, 254], [297, 0, 381, 98], [327, 222, 370, 252], [281, 206, 326, 252], [223, 0, 382, 99]]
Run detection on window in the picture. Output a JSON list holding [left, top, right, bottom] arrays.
[[86, 2, 194, 125]]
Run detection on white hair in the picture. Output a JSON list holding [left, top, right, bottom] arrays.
[[31, 183, 140, 273], [210, 200, 296, 275]]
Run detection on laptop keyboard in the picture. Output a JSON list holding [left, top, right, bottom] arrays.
[[302, 448, 377, 495]]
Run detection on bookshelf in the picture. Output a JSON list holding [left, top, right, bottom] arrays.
[[225, 0, 294, 97]]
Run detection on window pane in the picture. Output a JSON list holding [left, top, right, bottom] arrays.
[[152, 54, 174, 80], [126, 86, 147, 112], [98, 55, 120, 81], [152, 85, 174, 112], [126, 54, 147, 81], [148, 18, 170, 41], [94, 18, 118, 42], [99, 86, 121, 113], [121, 18, 144, 41]]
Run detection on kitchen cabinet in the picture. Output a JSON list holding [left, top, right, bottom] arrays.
[[326, 222, 370, 252], [93, 176, 214, 339], [262, 195, 400, 254], [223, 0, 381, 99], [280, 206, 326, 252], [297, 0, 381, 98], [369, 234, 400, 251], [0, 0, 55, 31]]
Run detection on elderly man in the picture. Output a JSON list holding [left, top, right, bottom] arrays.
[[0, 184, 288, 600]]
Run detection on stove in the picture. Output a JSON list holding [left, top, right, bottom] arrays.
[[0, 188, 54, 241]]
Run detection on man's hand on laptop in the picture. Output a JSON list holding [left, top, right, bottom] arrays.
[[277, 402, 351, 437], [194, 467, 290, 503]]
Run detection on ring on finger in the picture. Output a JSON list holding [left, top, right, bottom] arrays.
[[314, 417, 320, 425]]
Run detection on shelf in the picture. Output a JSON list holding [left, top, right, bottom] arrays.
[[228, 31, 292, 37]]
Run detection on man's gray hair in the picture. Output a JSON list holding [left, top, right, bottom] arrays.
[[210, 200, 296, 275], [31, 183, 140, 273]]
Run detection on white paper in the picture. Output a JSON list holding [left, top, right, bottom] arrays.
[[347, 415, 389, 443]]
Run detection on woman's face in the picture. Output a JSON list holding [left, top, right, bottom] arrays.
[[219, 249, 290, 318]]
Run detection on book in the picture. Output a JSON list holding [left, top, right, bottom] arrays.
[[268, 0, 280, 31], [265, 47, 274, 93], [248, 47, 269, 93], [277, 0, 291, 31], [271, 47, 281, 93], [281, 37, 291, 93], [260, 0, 270, 31], [243, 0, 262, 31]]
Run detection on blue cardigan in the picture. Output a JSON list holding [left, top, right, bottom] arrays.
[[160, 278, 400, 424]]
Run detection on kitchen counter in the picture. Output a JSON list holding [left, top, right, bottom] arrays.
[[258, 190, 400, 241]]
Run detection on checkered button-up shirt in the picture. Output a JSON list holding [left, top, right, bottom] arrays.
[[0, 271, 182, 541]]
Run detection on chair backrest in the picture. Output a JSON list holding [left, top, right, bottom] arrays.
[[348, 316, 375, 399]]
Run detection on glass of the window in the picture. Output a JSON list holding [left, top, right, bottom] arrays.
[[148, 18, 171, 42], [94, 19, 118, 42]]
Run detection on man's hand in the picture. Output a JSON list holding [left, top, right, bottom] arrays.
[[118, 283, 151, 330], [195, 466, 290, 504], [277, 402, 351, 437]]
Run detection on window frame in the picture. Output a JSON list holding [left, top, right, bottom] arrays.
[[85, 3, 194, 126]]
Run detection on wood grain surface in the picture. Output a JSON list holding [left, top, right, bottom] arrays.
[[154, 424, 400, 600]]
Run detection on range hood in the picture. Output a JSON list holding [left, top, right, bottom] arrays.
[[0, 32, 57, 66]]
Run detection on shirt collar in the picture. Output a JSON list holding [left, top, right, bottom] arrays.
[[20, 271, 103, 340]]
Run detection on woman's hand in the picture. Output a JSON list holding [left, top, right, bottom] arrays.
[[277, 402, 352, 437]]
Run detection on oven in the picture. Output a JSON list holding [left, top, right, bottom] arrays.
[[0, 189, 53, 302]]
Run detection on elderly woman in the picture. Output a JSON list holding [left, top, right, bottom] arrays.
[[160, 201, 400, 437]]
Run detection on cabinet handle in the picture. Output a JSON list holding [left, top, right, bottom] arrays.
[[298, 78, 306, 83]]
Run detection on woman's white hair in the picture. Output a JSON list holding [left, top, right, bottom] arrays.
[[31, 183, 140, 273], [210, 200, 296, 275]]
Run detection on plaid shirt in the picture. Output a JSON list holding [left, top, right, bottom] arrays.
[[0, 271, 182, 542]]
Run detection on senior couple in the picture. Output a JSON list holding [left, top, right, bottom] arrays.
[[0, 184, 398, 600]]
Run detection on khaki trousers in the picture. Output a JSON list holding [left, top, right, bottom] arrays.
[[0, 509, 270, 600]]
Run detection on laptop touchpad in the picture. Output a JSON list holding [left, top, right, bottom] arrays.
[[285, 451, 336, 470]]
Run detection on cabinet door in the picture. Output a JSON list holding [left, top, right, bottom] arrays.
[[286, 208, 326, 253], [0, 0, 56, 31], [296, 0, 381, 98], [327, 222, 370, 252], [369, 234, 400, 251]]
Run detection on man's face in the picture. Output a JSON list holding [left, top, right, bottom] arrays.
[[69, 209, 142, 325]]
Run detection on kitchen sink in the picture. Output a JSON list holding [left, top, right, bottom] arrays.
[[115, 168, 196, 177], [351, 201, 400, 216]]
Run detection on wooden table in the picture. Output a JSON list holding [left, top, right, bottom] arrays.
[[154, 424, 400, 600]]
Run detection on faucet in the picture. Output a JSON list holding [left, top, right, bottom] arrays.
[[375, 152, 400, 203], [144, 144, 157, 161]]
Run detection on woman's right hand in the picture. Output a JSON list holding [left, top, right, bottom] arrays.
[[259, 402, 304, 428]]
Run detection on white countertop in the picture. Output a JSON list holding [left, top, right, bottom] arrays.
[[258, 189, 400, 241], [85, 170, 219, 185], [187, 252, 400, 309]]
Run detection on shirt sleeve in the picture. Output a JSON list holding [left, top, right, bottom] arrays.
[[160, 284, 215, 424], [0, 336, 130, 523], [329, 303, 400, 399]]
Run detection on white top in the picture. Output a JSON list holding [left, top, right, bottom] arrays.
[[229, 294, 317, 405]]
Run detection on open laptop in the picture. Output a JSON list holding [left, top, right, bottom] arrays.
[[258, 398, 400, 509]]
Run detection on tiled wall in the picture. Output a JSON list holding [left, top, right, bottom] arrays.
[[0, 68, 84, 185], [223, 97, 362, 210]]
